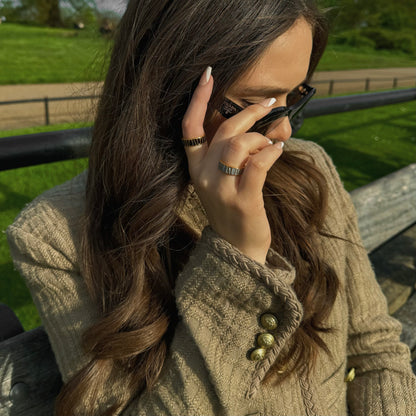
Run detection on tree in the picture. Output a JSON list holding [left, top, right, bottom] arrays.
[[318, 0, 416, 54], [0, 0, 19, 21], [19, 0, 62, 27], [43, 0, 62, 27], [65, 0, 97, 27], [7, 0, 97, 27], [318, 0, 416, 33]]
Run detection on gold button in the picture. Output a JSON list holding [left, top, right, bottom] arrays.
[[260, 313, 278, 330], [250, 348, 267, 361], [344, 368, 355, 382], [257, 333, 275, 349]]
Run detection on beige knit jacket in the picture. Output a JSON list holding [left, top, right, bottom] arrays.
[[7, 139, 416, 416]]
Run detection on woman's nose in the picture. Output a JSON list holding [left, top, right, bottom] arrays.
[[265, 116, 292, 142]]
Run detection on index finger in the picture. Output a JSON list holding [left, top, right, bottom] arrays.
[[181, 67, 213, 160], [214, 97, 277, 142]]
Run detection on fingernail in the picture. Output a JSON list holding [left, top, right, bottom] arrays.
[[267, 138, 273, 145], [274, 141, 284, 149], [200, 66, 212, 86], [260, 97, 276, 108]]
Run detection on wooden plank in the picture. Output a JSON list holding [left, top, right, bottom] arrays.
[[351, 163, 416, 252], [393, 290, 416, 353], [0, 327, 62, 416], [370, 223, 416, 314]]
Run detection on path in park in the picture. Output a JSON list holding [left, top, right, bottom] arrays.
[[0, 67, 415, 131]]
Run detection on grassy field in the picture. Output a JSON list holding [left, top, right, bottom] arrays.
[[1, 100, 415, 329], [0, 23, 110, 84], [0, 23, 415, 85], [0, 123, 88, 329], [297, 101, 416, 190], [317, 44, 416, 71]]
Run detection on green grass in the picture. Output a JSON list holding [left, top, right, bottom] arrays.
[[317, 44, 416, 71], [297, 101, 416, 191], [0, 23, 111, 84], [0, 23, 415, 85], [0, 123, 89, 329], [1, 102, 415, 330]]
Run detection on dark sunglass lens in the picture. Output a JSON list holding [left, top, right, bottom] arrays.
[[287, 85, 309, 107], [289, 98, 309, 120], [220, 99, 240, 118], [287, 89, 301, 107]]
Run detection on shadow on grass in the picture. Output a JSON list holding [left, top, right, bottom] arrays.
[[303, 109, 415, 138], [370, 225, 416, 288], [0, 261, 32, 310], [0, 181, 33, 212], [298, 108, 416, 190]]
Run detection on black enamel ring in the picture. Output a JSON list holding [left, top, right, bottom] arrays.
[[181, 136, 206, 146]]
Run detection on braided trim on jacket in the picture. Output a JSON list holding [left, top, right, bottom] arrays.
[[299, 365, 317, 416], [203, 227, 304, 400]]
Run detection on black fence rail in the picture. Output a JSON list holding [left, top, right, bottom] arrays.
[[1, 88, 415, 172], [302, 87, 416, 117]]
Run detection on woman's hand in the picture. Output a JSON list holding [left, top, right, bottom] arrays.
[[182, 67, 284, 264]]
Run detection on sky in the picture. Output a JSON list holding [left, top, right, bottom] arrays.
[[94, 0, 127, 14]]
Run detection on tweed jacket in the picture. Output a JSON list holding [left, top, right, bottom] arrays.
[[7, 139, 416, 416]]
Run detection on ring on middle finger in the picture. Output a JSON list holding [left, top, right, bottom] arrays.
[[218, 160, 244, 176]]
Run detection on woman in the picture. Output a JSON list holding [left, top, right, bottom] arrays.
[[7, 0, 416, 415]]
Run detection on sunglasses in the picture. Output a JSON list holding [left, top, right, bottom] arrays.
[[218, 83, 315, 134]]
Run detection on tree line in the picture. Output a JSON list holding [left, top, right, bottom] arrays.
[[0, 0, 116, 29], [318, 0, 415, 54], [1, 0, 415, 54]]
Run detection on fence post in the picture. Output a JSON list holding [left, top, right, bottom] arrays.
[[328, 80, 334, 95], [393, 78, 398, 89], [44, 97, 50, 126], [365, 78, 370, 92]]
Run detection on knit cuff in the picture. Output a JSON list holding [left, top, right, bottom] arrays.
[[175, 226, 299, 315], [174, 226, 303, 403], [347, 369, 416, 415]]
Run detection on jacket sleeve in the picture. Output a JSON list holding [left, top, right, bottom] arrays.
[[7, 199, 303, 416], [122, 226, 304, 416], [317, 146, 416, 416]]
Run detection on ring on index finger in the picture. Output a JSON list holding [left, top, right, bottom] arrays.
[[181, 136, 207, 146], [218, 160, 244, 176]]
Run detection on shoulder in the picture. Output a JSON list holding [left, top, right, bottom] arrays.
[[287, 137, 347, 194], [286, 138, 339, 175], [287, 138, 358, 233], [6, 170, 87, 268]]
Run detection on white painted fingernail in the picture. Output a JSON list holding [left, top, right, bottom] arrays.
[[260, 97, 276, 108], [280, 141, 285, 148], [267, 138, 273, 145], [200, 66, 212, 86], [274, 141, 284, 148]]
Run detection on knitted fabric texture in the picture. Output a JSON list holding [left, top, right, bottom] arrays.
[[7, 138, 416, 416]]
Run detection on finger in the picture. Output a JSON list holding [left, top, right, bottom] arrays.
[[181, 67, 213, 166], [213, 97, 277, 144], [220, 133, 273, 172], [239, 142, 284, 196]]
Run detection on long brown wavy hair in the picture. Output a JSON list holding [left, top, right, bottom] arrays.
[[56, 1, 338, 415]]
